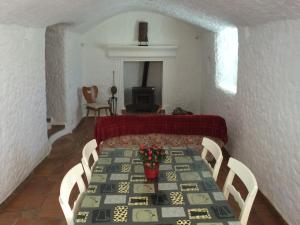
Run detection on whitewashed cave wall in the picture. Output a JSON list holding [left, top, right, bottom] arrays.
[[45, 25, 66, 123], [201, 20, 300, 225], [199, 31, 216, 111], [81, 11, 204, 114], [45, 25, 83, 130], [64, 30, 83, 130], [0, 25, 48, 204]]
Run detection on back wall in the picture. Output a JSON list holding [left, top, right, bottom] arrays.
[[80, 11, 205, 114]]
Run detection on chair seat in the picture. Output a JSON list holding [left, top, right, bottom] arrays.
[[86, 103, 110, 109]]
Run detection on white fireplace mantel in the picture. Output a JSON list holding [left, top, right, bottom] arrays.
[[105, 44, 178, 58], [106, 44, 178, 113]]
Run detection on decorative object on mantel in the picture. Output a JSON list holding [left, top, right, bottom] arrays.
[[109, 70, 118, 115], [138, 144, 166, 180], [138, 22, 148, 46]]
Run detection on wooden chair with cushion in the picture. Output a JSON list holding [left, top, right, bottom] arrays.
[[81, 139, 98, 184], [201, 137, 223, 181], [59, 163, 86, 225], [223, 157, 258, 225], [82, 86, 111, 117]]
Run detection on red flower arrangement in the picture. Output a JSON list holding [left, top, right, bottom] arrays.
[[138, 144, 166, 169]]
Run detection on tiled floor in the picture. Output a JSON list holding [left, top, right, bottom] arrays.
[[0, 118, 287, 225]]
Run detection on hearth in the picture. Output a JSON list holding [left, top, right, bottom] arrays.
[[126, 61, 158, 112]]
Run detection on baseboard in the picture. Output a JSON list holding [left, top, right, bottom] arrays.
[[48, 127, 69, 145], [49, 117, 84, 145], [0, 118, 83, 206], [0, 141, 50, 205], [222, 148, 289, 225], [51, 121, 66, 126], [258, 189, 291, 225]]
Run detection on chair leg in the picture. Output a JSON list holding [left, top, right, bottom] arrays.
[[86, 108, 89, 117], [105, 108, 108, 116]]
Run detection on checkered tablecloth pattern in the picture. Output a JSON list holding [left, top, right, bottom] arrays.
[[75, 147, 241, 225]]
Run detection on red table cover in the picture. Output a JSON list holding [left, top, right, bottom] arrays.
[[94, 115, 228, 145]]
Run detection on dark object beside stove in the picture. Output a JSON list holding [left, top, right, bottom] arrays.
[[172, 107, 193, 115]]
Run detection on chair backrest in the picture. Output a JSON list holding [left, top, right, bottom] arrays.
[[82, 86, 98, 103], [201, 137, 223, 181], [223, 157, 258, 225], [81, 139, 99, 183], [59, 163, 86, 225]]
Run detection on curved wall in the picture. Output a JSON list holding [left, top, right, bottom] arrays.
[[201, 20, 300, 225], [45, 25, 66, 123], [0, 25, 48, 204]]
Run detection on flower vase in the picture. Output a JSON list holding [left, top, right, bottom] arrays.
[[144, 163, 159, 180]]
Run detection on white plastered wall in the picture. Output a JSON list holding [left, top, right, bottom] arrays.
[[81, 11, 204, 114], [0, 24, 82, 205], [201, 20, 300, 225], [45, 25, 66, 124], [64, 30, 83, 130], [0, 25, 49, 203], [45, 24, 83, 130]]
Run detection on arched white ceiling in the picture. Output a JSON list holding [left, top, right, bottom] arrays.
[[1, 0, 300, 32]]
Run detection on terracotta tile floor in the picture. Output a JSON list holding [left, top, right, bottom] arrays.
[[0, 118, 287, 225]]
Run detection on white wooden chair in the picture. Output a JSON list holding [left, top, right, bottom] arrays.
[[223, 157, 258, 225], [201, 137, 223, 181], [81, 139, 98, 183], [59, 163, 86, 225]]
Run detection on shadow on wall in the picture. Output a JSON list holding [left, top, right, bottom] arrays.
[[215, 27, 239, 95], [77, 88, 83, 120]]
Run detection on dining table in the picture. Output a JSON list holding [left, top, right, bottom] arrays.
[[74, 146, 241, 225]]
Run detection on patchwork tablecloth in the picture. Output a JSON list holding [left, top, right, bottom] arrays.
[[75, 147, 241, 225]]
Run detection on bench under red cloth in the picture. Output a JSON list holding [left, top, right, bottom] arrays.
[[94, 115, 228, 145]]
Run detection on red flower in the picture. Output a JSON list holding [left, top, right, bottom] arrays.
[[139, 144, 166, 164]]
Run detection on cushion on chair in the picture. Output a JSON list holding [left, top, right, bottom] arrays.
[[86, 103, 110, 109]]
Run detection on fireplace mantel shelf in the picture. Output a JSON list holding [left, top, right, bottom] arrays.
[[105, 44, 178, 58]]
